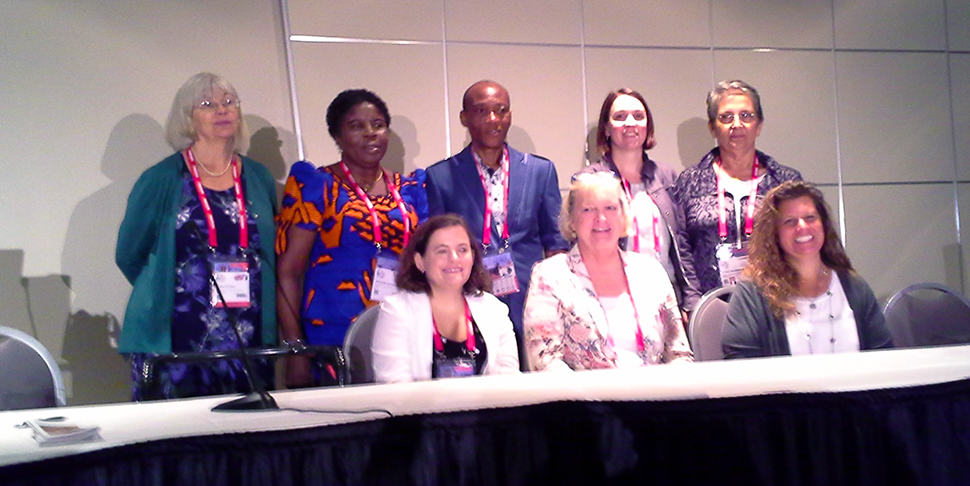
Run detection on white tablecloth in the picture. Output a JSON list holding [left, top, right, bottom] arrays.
[[2, 344, 969, 467]]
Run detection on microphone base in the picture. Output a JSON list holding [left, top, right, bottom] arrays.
[[211, 392, 279, 412]]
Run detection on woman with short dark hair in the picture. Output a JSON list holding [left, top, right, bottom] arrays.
[[276, 89, 428, 387], [371, 214, 519, 383], [722, 181, 893, 358]]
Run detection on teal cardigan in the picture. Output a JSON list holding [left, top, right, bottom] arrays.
[[116, 152, 278, 353]]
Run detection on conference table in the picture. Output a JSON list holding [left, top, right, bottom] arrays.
[[1, 345, 969, 485]]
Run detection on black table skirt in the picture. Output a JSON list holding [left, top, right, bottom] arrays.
[[3, 378, 969, 486]]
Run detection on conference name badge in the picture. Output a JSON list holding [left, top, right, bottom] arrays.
[[715, 242, 750, 287], [434, 356, 476, 378], [210, 257, 251, 308], [370, 253, 401, 302], [483, 251, 518, 296]]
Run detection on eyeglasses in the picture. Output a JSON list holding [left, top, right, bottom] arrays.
[[716, 111, 758, 124], [197, 95, 240, 111]]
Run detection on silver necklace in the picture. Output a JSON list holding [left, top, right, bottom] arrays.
[[797, 286, 836, 354], [197, 156, 233, 177]]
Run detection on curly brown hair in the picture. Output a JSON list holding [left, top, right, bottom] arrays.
[[395, 214, 491, 295], [743, 181, 853, 318]]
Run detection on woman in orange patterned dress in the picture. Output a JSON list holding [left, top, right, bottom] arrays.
[[276, 89, 428, 387]]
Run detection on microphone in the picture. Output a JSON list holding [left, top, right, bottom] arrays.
[[184, 220, 278, 411]]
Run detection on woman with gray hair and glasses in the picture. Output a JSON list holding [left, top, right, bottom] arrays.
[[116, 72, 278, 400], [523, 172, 692, 372], [674, 80, 802, 296]]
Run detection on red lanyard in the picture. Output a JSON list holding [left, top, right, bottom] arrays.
[[620, 178, 661, 254], [602, 256, 645, 352], [474, 147, 510, 250], [716, 155, 759, 241], [432, 299, 475, 353], [338, 161, 413, 249], [184, 148, 248, 249]]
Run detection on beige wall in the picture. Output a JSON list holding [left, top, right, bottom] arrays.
[[1, 0, 967, 405], [0, 0, 296, 404]]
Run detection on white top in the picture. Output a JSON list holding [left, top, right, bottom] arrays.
[[597, 293, 643, 369], [720, 172, 765, 241], [473, 151, 509, 236], [785, 274, 860, 355], [628, 182, 674, 282], [371, 290, 521, 383]]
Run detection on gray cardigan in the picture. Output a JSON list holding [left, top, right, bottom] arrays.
[[722, 270, 893, 358]]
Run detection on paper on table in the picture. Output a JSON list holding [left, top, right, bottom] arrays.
[[19, 419, 101, 447]]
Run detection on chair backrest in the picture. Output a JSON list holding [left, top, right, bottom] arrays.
[[0, 326, 66, 410], [342, 305, 382, 384], [688, 285, 735, 361], [883, 282, 970, 348]]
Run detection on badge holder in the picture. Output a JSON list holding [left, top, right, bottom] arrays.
[[369, 246, 401, 302], [482, 244, 519, 297], [433, 355, 477, 378], [209, 254, 251, 308], [715, 241, 750, 287]]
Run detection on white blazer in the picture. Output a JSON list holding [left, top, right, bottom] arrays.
[[371, 290, 521, 383]]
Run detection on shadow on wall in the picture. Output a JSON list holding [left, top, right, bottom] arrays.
[[245, 114, 297, 199], [0, 250, 32, 334], [62, 310, 126, 404], [385, 115, 418, 174], [677, 117, 712, 170], [584, 124, 600, 167], [60, 113, 171, 405], [0, 250, 128, 405]]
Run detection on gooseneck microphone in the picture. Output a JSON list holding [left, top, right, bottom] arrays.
[[184, 220, 278, 411]]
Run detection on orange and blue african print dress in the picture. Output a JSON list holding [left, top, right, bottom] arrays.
[[276, 161, 428, 345]]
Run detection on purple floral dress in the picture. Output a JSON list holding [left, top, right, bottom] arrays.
[[128, 176, 271, 400]]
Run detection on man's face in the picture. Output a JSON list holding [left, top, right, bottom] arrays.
[[460, 84, 511, 151]]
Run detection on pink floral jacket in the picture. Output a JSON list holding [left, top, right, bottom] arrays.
[[523, 245, 693, 371]]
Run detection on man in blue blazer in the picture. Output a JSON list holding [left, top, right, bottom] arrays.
[[426, 80, 568, 367]]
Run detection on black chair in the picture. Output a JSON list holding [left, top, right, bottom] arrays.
[[882, 282, 970, 348], [0, 326, 66, 410], [687, 285, 735, 361]]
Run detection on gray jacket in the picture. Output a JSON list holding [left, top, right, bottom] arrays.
[[722, 270, 894, 358]]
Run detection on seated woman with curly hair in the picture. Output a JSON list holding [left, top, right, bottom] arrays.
[[722, 181, 893, 358]]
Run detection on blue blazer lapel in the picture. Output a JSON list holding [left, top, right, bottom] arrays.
[[505, 145, 527, 237], [453, 146, 491, 241]]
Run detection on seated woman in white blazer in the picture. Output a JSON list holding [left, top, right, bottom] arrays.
[[371, 214, 520, 383]]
